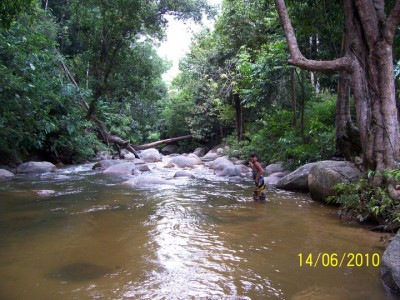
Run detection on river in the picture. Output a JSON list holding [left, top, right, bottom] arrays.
[[0, 159, 389, 299]]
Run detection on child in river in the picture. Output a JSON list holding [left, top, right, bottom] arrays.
[[248, 152, 267, 201]]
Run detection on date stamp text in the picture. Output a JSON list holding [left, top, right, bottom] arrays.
[[298, 252, 381, 268]]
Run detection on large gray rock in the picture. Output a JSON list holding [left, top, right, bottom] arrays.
[[0, 169, 14, 178], [218, 165, 250, 177], [214, 161, 235, 172], [264, 172, 287, 186], [16, 161, 56, 174], [92, 159, 124, 170], [161, 144, 178, 155], [265, 162, 285, 176], [186, 153, 202, 165], [166, 155, 202, 168], [122, 175, 173, 187], [308, 160, 362, 202], [206, 157, 232, 169], [139, 148, 162, 163], [201, 151, 220, 162], [103, 162, 136, 175], [381, 231, 400, 295], [276, 162, 318, 192], [193, 147, 206, 157]]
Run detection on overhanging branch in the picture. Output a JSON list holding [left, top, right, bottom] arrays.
[[274, 0, 352, 73]]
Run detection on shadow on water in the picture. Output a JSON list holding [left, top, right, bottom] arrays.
[[48, 262, 113, 282]]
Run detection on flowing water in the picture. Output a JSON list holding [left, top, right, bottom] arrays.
[[0, 159, 390, 299]]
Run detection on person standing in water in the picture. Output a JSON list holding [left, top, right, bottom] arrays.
[[249, 152, 267, 201]]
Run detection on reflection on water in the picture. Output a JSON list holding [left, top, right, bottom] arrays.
[[0, 163, 389, 299]]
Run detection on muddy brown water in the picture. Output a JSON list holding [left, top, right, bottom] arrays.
[[0, 161, 390, 299]]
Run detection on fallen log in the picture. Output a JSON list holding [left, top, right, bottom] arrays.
[[133, 135, 193, 150]]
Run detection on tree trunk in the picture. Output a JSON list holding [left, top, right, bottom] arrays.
[[133, 135, 193, 150], [335, 71, 361, 159], [274, 0, 400, 196], [335, 33, 361, 159], [344, 0, 400, 187]]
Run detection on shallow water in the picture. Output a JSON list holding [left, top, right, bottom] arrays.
[[0, 161, 389, 299]]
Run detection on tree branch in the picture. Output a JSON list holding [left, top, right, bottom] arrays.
[[386, 0, 400, 43], [55, 49, 90, 111], [354, 0, 380, 49], [274, 0, 352, 73], [133, 135, 193, 150]]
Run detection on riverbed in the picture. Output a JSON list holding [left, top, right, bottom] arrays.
[[0, 161, 388, 299]]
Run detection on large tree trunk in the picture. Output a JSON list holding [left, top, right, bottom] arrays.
[[274, 0, 400, 196], [335, 33, 361, 159], [336, 71, 361, 159]]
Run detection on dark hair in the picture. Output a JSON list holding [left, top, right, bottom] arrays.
[[250, 152, 258, 158]]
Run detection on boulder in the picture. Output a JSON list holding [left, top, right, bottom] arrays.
[[216, 145, 229, 155], [16, 161, 56, 174], [166, 155, 202, 168], [133, 159, 146, 165], [214, 162, 235, 172], [264, 175, 280, 186], [186, 153, 202, 165], [135, 164, 150, 172], [139, 148, 162, 163], [161, 144, 178, 155], [206, 157, 232, 169], [0, 169, 14, 178], [201, 151, 220, 162], [218, 165, 250, 177], [276, 162, 318, 192], [118, 149, 137, 160], [122, 152, 136, 160], [265, 162, 285, 176], [92, 159, 124, 170], [173, 170, 195, 178], [103, 162, 136, 175], [308, 160, 362, 202], [122, 175, 173, 187], [193, 147, 206, 157], [381, 231, 400, 295], [270, 171, 287, 178]]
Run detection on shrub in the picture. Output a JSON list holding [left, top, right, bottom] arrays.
[[328, 175, 400, 227]]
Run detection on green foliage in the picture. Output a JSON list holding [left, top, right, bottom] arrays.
[[279, 93, 337, 168], [0, 9, 104, 163], [328, 178, 400, 226], [0, 9, 60, 159], [221, 93, 336, 169], [0, 0, 217, 164], [0, 0, 36, 29]]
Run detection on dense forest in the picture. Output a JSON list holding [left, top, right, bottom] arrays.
[[1, 1, 400, 223]]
